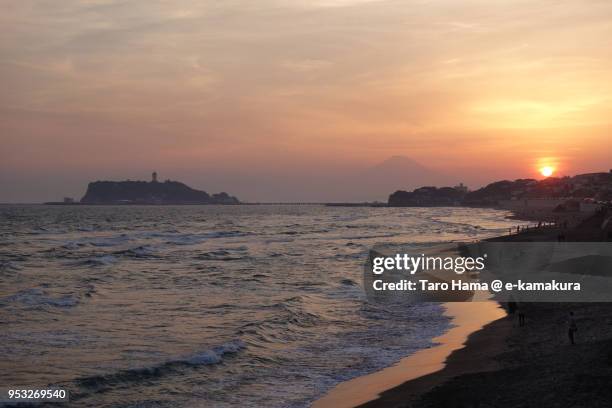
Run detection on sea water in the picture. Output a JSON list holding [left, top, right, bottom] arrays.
[[0, 205, 516, 407]]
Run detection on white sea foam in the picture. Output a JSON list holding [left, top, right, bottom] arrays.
[[182, 340, 246, 365]]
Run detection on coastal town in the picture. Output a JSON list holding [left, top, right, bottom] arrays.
[[388, 170, 612, 225]]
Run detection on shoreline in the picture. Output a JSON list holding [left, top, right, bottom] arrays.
[[312, 300, 507, 408], [356, 304, 512, 408], [316, 208, 612, 408], [313, 214, 561, 408]]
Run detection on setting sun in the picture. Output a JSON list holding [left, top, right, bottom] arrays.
[[540, 166, 555, 177]]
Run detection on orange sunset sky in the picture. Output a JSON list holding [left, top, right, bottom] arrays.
[[1, 0, 611, 202]]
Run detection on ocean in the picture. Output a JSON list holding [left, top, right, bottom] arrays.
[[0, 205, 516, 407]]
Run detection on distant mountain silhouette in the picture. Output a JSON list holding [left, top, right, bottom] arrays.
[[365, 155, 448, 182], [338, 156, 452, 201], [128, 156, 452, 203]]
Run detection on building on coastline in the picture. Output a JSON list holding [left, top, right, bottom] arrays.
[[498, 198, 567, 213], [454, 182, 468, 193], [580, 199, 603, 214]]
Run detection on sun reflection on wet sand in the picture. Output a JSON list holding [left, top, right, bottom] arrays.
[[313, 300, 507, 408]]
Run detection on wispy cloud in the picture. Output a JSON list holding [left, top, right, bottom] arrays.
[[1, 0, 612, 201]]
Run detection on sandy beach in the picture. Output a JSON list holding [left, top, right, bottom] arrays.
[[358, 299, 612, 408], [313, 301, 507, 408], [315, 209, 612, 408]]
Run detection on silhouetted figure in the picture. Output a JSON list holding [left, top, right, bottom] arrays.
[[568, 311, 577, 345], [518, 309, 525, 327], [516, 226, 520, 234], [507, 299, 517, 315]]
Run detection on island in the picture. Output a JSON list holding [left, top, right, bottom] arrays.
[[75, 172, 240, 205]]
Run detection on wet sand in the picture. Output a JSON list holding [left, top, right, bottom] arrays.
[[315, 210, 612, 408], [406, 302, 612, 408], [313, 300, 507, 408]]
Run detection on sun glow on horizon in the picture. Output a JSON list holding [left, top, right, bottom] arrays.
[[539, 166, 555, 177]]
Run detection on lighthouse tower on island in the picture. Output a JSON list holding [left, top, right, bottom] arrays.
[[152, 171, 158, 183]]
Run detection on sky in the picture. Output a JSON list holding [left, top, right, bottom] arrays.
[[1, 0, 612, 202]]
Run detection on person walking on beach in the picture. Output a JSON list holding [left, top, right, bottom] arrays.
[[568, 311, 577, 345], [507, 298, 517, 315]]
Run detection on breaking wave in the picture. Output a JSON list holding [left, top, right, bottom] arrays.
[[75, 340, 246, 391]]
